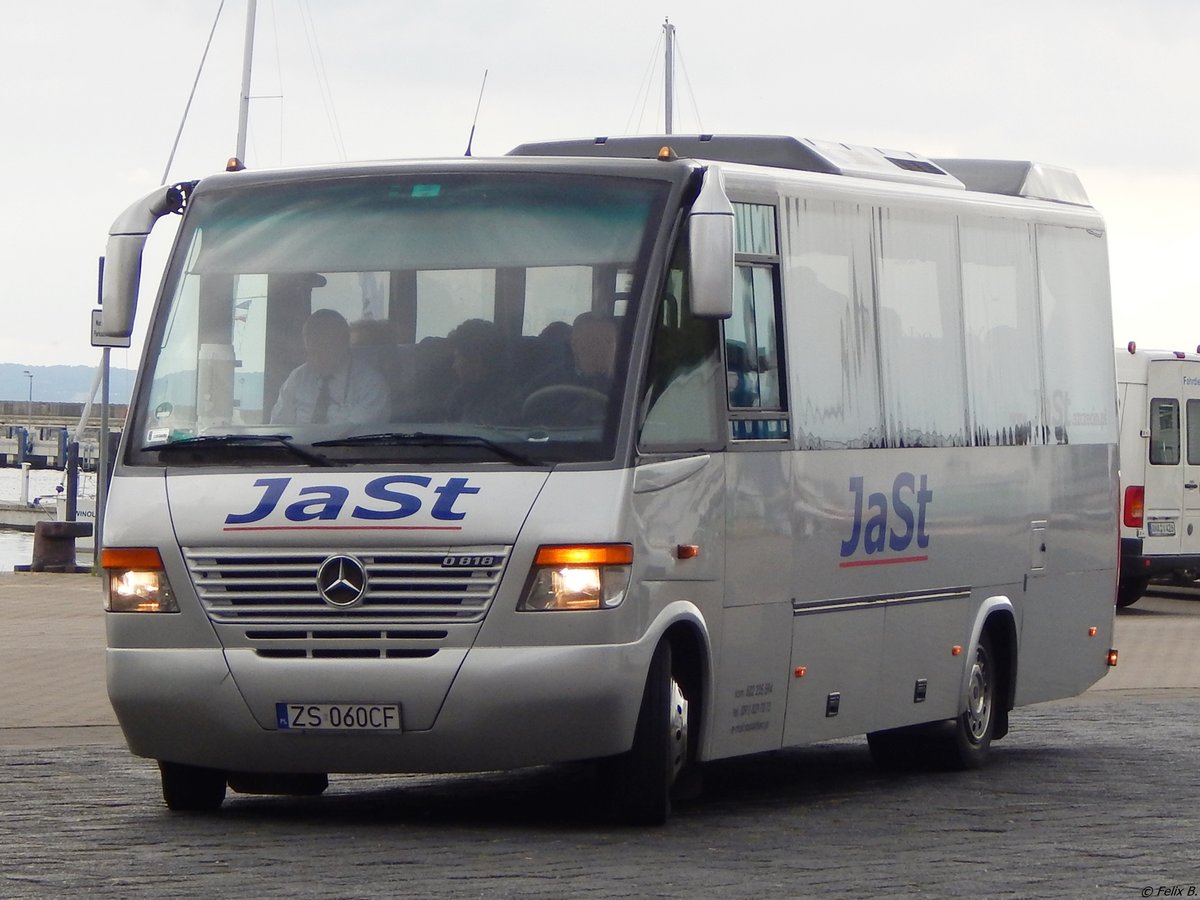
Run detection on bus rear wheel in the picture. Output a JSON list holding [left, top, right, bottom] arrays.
[[868, 631, 996, 771], [158, 761, 227, 812], [947, 630, 996, 769], [600, 640, 690, 825]]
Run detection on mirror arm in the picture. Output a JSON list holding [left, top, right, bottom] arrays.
[[97, 183, 193, 339]]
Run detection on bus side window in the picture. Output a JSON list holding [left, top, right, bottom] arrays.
[[638, 267, 722, 449], [726, 264, 783, 409]]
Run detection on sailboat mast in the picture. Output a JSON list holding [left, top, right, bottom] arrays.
[[235, 0, 257, 164], [663, 18, 675, 135]]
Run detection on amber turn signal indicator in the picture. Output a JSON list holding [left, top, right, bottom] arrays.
[[533, 544, 633, 566], [100, 547, 164, 570]]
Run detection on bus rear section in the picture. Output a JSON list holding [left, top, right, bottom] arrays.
[[1116, 344, 1200, 605]]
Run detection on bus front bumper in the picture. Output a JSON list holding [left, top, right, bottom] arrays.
[[107, 642, 648, 774]]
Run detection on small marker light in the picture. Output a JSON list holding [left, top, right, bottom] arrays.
[[794, 666, 807, 678], [1088, 626, 1098, 637], [1107, 648, 1119, 667], [226, 156, 245, 172], [657, 145, 678, 161], [951, 645, 963, 656], [676, 544, 700, 560], [1127, 341, 1137, 354]]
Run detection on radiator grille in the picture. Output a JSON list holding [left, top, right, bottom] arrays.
[[184, 546, 510, 626]]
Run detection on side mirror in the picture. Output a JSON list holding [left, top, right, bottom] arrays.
[[93, 184, 188, 344], [96, 233, 146, 342], [687, 165, 734, 319]]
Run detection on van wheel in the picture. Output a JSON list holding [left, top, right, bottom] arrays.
[[600, 641, 689, 825], [1116, 577, 1148, 608], [158, 761, 227, 811], [868, 631, 996, 771]]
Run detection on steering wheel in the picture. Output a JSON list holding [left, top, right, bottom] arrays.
[[521, 384, 609, 425]]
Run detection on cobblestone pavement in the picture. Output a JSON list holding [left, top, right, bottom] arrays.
[[2, 573, 1199, 898]]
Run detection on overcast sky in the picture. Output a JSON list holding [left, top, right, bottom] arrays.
[[3, 0, 1197, 372]]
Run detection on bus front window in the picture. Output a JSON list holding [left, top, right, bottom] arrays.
[[136, 173, 668, 465]]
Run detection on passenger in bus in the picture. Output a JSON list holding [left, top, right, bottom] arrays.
[[445, 318, 513, 424], [521, 311, 618, 424], [527, 312, 617, 392], [270, 308, 389, 425], [349, 317, 401, 368]]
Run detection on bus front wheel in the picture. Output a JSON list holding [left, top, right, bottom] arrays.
[[158, 761, 227, 812], [600, 640, 690, 825]]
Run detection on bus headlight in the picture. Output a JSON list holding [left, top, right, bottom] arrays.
[[101, 547, 179, 613], [518, 544, 633, 611]]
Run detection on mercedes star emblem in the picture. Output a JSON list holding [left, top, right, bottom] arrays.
[[316, 555, 368, 608]]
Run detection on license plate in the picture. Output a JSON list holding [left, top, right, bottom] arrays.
[[1148, 520, 1176, 537], [276, 703, 402, 732]]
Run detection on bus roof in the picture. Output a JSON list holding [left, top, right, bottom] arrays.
[[507, 134, 1092, 207]]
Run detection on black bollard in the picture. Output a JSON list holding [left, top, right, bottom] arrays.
[[15, 521, 94, 574]]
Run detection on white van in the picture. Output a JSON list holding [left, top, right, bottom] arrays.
[[1115, 344, 1200, 605]]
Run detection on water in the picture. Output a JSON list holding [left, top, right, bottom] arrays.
[[0, 467, 96, 572]]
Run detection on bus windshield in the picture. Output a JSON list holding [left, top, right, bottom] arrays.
[[133, 172, 670, 466]]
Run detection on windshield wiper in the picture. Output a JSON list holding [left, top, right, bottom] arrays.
[[313, 432, 540, 467], [144, 434, 336, 467]]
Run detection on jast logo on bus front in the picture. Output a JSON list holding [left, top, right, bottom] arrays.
[[838, 472, 932, 567], [223, 475, 479, 528]]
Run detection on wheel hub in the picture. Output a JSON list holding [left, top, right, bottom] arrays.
[[668, 675, 688, 781]]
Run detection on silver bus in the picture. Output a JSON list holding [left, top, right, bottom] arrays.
[[97, 134, 1119, 823]]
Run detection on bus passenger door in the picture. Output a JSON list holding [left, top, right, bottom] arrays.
[[709, 221, 796, 760]]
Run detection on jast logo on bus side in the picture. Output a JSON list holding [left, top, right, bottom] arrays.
[[839, 472, 933, 565], [224, 475, 479, 526]]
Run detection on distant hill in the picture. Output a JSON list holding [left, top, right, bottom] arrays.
[[0, 363, 136, 404]]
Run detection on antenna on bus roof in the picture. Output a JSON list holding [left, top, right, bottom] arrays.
[[464, 69, 489, 157]]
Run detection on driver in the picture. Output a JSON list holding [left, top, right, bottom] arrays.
[[270, 309, 389, 425]]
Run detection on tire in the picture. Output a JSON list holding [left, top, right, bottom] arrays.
[[601, 640, 690, 825], [1116, 577, 1148, 608], [158, 761, 227, 812], [868, 631, 997, 772], [944, 630, 996, 769], [226, 772, 328, 796]]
